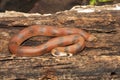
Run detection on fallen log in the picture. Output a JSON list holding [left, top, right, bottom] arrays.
[[0, 3, 120, 80]]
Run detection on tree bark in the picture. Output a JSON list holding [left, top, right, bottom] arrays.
[[0, 3, 120, 80]]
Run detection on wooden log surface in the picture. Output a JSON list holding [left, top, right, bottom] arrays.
[[0, 3, 120, 80]]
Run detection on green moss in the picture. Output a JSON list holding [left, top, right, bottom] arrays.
[[90, 0, 97, 5], [98, 0, 112, 2], [89, 0, 112, 5]]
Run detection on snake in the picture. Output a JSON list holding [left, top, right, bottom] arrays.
[[8, 25, 96, 57]]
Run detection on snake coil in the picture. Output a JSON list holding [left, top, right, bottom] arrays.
[[9, 25, 96, 57]]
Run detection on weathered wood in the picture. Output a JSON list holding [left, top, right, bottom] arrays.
[[0, 3, 120, 80]]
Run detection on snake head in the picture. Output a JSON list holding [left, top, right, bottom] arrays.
[[88, 35, 97, 42], [51, 49, 73, 57]]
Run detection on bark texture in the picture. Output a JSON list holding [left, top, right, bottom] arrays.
[[0, 3, 120, 80]]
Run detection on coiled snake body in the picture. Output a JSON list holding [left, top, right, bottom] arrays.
[[9, 25, 96, 57]]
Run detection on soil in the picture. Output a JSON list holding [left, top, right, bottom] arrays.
[[0, 0, 120, 14]]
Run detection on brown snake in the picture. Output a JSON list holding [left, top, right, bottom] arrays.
[[8, 25, 96, 57]]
